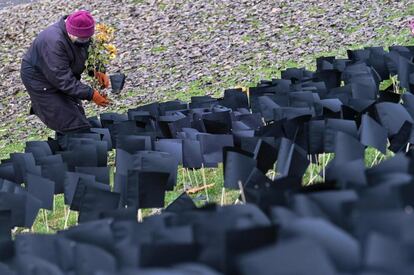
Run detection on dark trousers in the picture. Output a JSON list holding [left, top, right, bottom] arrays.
[[55, 126, 91, 136], [55, 127, 91, 149]]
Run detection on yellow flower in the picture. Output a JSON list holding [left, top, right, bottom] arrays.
[[96, 23, 108, 33], [95, 23, 115, 41], [88, 23, 117, 67], [96, 33, 109, 42], [104, 44, 117, 55], [107, 27, 115, 34]]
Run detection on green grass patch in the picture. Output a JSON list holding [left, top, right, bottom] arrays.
[[151, 45, 168, 54]]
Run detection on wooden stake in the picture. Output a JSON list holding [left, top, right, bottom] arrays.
[[308, 161, 313, 185], [220, 187, 226, 206], [200, 165, 209, 202], [272, 162, 277, 181], [75, 211, 78, 226], [238, 180, 246, 204], [64, 207, 71, 229], [192, 169, 200, 187], [325, 153, 331, 166], [321, 153, 332, 182], [377, 154, 385, 164], [187, 183, 215, 194], [185, 168, 193, 187], [308, 173, 319, 185], [137, 209, 143, 222], [43, 209, 49, 233], [322, 153, 326, 182], [370, 151, 381, 167]]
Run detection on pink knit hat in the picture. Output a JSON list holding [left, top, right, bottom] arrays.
[[66, 10, 95, 38]]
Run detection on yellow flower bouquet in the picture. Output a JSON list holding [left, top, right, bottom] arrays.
[[85, 23, 118, 89]]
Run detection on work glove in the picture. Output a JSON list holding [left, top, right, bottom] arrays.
[[92, 90, 110, 107], [94, 71, 110, 89]]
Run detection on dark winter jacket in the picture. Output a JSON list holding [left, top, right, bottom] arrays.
[[20, 15, 94, 132]]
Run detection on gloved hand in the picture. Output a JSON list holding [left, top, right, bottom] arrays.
[[92, 90, 110, 107], [94, 71, 110, 89]]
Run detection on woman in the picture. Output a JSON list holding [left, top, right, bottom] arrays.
[[20, 10, 110, 134]]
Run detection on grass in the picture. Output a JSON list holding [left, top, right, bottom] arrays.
[[151, 45, 168, 54], [22, 145, 396, 234], [2, 3, 414, 233], [7, 54, 412, 234], [26, 164, 239, 234]]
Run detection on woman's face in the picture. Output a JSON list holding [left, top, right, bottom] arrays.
[[68, 33, 89, 43], [68, 33, 77, 43], [68, 33, 91, 48]]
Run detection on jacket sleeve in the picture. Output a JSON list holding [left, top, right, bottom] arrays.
[[37, 40, 94, 101]]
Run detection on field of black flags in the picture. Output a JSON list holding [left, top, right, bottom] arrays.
[[2, 45, 414, 274]]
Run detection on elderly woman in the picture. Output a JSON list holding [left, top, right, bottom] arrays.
[[20, 10, 110, 134]]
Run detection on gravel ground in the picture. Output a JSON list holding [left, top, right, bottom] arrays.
[[0, 0, 412, 141], [0, 0, 36, 9]]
